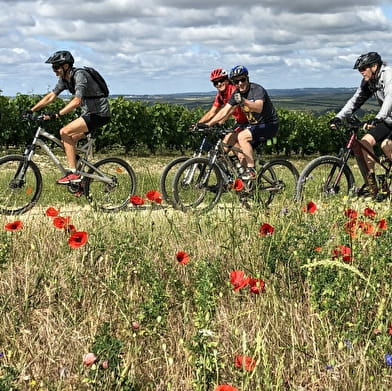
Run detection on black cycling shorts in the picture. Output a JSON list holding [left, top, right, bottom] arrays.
[[236, 122, 279, 147], [367, 122, 392, 143], [82, 113, 111, 132]]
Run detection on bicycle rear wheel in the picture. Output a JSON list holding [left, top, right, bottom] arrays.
[[251, 159, 299, 207], [0, 154, 42, 215], [159, 156, 189, 205], [295, 156, 355, 202], [85, 157, 137, 212], [172, 157, 223, 213]]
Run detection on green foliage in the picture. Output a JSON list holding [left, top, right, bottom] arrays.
[[188, 258, 221, 391], [84, 322, 124, 389], [0, 94, 362, 156]]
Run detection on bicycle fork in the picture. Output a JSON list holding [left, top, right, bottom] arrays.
[[326, 150, 352, 194]]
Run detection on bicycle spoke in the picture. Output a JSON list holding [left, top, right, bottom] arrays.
[[85, 157, 136, 212], [0, 155, 42, 215]]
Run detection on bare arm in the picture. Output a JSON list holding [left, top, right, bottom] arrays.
[[199, 105, 220, 123], [207, 103, 235, 126], [31, 91, 58, 112], [242, 98, 263, 113], [58, 96, 82, 116]]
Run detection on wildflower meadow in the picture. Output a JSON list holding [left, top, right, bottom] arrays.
[[0, 156, 391, 391]]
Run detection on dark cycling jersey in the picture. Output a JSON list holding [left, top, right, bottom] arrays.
[[228, 82, 278, 125], [52, 68, 110, 118]]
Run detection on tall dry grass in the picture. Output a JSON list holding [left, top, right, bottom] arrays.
[[0, 156, 391, 390]]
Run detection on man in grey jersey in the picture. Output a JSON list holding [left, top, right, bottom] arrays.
[[330, 52, 392, 199], [28, 50, 111, 184]]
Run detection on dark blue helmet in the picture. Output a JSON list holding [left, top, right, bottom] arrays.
[[230, 65, 248, 79]]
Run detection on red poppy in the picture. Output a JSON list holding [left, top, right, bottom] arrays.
[[45, 207, 59, 217], [344, 208, 358, 219], [304, 201, 317, 213], [4, 220, 23, 231], [361, 221, 374, 235], [214, 386, 239, 391], [233, 178, 244, 191], [146, 190, 162, 203], [53, 216, 71, 229], [388, 323, 392, 335], [314, 247, 322, 252], [248, 278, 265, 294], [176, 251, 190, 265], [68, 231, 88, 249], [130, 195, 145, 206], [234, 355, 257, 371], [230, 270, 250, 291], [259, 223, 274, 236], [377, 219, 387, 230], [332, 245, 352, 263], [364, 207, 376, 219]]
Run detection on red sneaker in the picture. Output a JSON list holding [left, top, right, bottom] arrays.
[[57, 172, 81, 184], [241, 167, 257, 181]]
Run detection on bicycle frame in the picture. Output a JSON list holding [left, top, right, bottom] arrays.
[[19, 124, 114, 184], [181, 132, 239, 187]]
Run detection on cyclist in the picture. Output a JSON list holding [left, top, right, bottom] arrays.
[[198, 68, 248, 125], [27, 50, 111, 184], [206, 65, 279, 180], [330, 52, 392, 199]]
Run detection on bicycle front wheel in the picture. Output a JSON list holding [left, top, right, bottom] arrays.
[[159, 156, 189, 205], [295, 156, 355, 202], [85, 157, 137, 212], [253, 159, 299, 207], [0, 154, 42, 215], [172, 157, 223, 213]]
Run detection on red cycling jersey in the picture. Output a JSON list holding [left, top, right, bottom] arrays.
[[213, 84, 248, 124]]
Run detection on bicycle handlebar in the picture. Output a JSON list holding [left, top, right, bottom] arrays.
[[22, 112, 56, 123], [191, 123, 235, 136]]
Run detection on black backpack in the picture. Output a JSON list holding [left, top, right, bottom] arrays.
[[70, 66, 109, 98]]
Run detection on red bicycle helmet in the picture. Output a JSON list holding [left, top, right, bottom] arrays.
[[210, 68, 228, 81]]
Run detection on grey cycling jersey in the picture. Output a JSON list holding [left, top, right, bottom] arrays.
[[52, 68, 110, 117], [336, 64, 392, 125]]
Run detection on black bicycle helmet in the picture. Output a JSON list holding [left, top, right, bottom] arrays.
[[353, 52, 382, 70], [230, 65, 249, 79], [45, 50, 74, 66]]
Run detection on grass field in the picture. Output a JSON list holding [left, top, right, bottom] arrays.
[[0, 153, 391, 390]]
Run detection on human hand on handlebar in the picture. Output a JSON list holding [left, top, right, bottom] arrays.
[[22, 110, 34, 120], [329, 117, 342, 130], [363, 118, 382, 130], [40, 112, 60, 121]]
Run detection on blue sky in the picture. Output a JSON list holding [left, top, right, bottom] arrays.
[[2, 0, 392, 96]]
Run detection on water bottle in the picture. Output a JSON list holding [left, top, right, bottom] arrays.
[[236, 161, 245, 175]]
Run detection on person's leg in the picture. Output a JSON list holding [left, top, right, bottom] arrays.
[[360, 133, 377, 172], [60, 117, 88, 170], [237, 129, 254, 167], [381, 137, 392, 159]]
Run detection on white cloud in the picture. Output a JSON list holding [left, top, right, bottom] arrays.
[[1, 0, 392, 95]]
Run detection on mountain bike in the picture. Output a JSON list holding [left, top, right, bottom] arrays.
[[159, 130, 212, 205], [295, 116, 392, 202], [0, 114, 137, 215], [171, 124, 299, 213]]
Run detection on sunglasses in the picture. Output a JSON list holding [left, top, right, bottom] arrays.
[[52, 64, 63, 70], [212, 78, 228, 86], [358, 66, 369, 72], [232, 77, 247, 85]]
